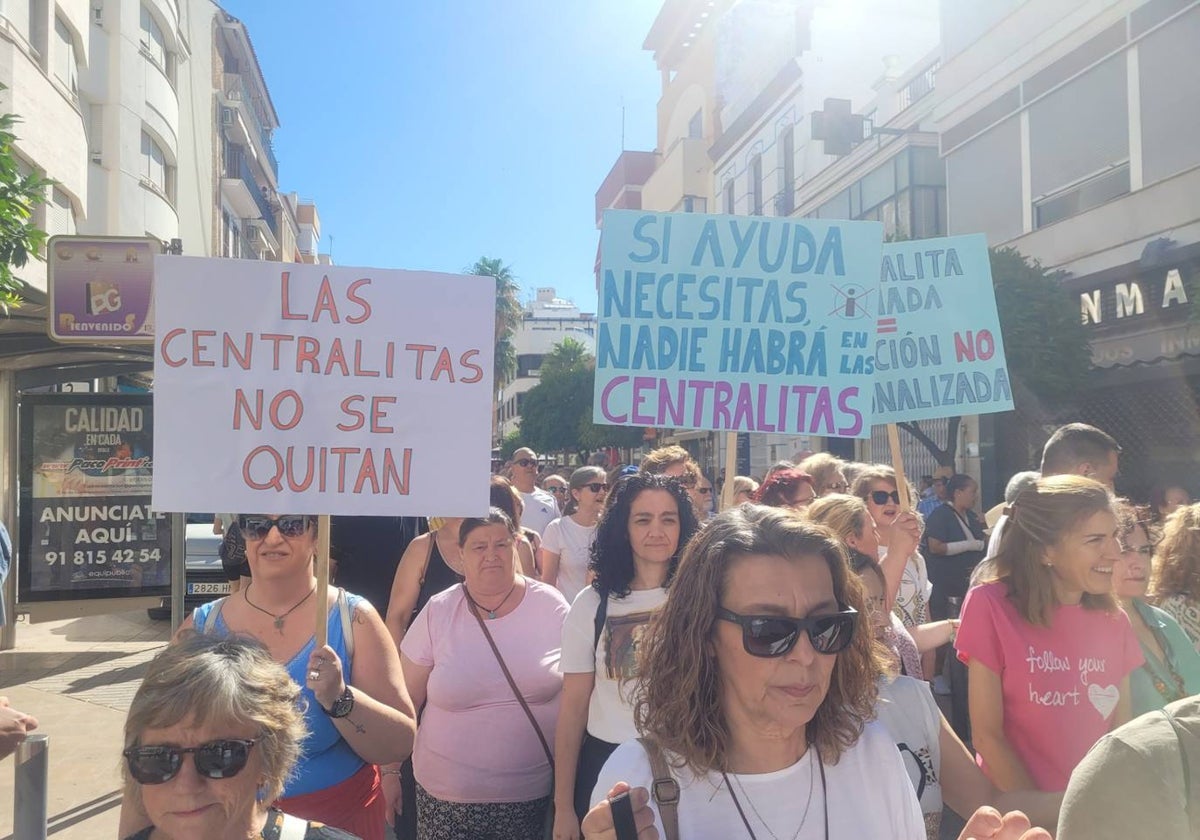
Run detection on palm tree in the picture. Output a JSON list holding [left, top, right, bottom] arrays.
[[466, 256, 522, 388]]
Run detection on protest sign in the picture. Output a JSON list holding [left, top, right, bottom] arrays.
[[593, 210, 883, 439], [19, 394, 171, 602], [151, 257, 494, 517], [873, 234, 1013, 425]]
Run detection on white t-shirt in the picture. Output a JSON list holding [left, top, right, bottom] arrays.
[[592, 721, 925, 839], [519, 488, 559, 536], [875, 676, 943, 840], [560, 586, 666, 744], [541, 516, 596, 604], [880, 547, 932, 629], [970, 513, 1008, 587]]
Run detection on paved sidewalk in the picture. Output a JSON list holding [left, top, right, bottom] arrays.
[[0, 609, 169, 839]]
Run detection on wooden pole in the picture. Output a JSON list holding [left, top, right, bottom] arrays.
[[314, 514, 331, 648], [722, 432, 738, 511], [886, 424, 912, 510]]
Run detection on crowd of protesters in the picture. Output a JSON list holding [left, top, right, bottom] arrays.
[[114, 425, 1200, 839]]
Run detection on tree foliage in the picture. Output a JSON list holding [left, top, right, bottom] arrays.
[[519, 338, 644, 457], [0, 97, 52, 312], [499, 430, 523, 460], [466, 256, 522, 388], [897, 245, 1090, 465]]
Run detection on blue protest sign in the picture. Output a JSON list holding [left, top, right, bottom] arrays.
[[872, 234, 1013, 424], [593, 210, 883, 439]]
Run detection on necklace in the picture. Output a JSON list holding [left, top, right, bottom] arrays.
[[465, 580, 519, 619], [244, 582, 316, 634], [723, 750, 828, 840]]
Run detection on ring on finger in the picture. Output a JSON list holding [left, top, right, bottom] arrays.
[[308, 669, 320, 680]]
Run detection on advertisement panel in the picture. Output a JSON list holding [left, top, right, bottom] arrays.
[[19, 394, 171, 602], [47, 235, 157, 344]]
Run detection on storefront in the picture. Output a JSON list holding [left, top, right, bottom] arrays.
[[1069, 244, 1200, 501]]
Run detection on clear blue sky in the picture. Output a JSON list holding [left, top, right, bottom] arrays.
[[222, 1, 664, 312]]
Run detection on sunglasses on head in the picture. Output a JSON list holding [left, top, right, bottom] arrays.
[[582, 482, 609, 493], [716, 606, 857, 657], [514, 458, 537, 468], [870, 490, 901, 505], [238, 514, 312, 541], [123, 739, 258, 785]]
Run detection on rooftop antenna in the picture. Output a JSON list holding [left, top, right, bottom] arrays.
[[328, 234, 334, 262]]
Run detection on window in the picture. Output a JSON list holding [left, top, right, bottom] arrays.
[[750, 154, 762, 215], [682, 196, 706, 213], [687, 109, 703, 140], [46, 187, 75, 236], [139, 4, 167, 71], [1139, 6, 1200, 184], [946, 116, 1023, 241], [777, 126, 795, 215], [140, 130, 171, 199], [1034, 164, 1130, 229], [221, 209, 241, 258], [724, 178, 735, 214], [54, 16, 76, 93]]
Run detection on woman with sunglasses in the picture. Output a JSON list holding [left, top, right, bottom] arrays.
[[124, 514, 417, 840], [552, 473, 700, 840], [851, 552, 1062, 839], [797, 452, 849, 497], [586, 504, 925, 837], [957, 476, 1142, 793], [121, 633, 356, 839], [1111, 502, 1200, 714], [401, 508, 569, 838], [541, 466, 610, 604]]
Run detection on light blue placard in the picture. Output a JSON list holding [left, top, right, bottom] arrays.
[[872, 233, 1014, 424], [593, 210, 883, 439]]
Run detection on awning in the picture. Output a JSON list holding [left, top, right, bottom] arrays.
[[1090, 322, 1200, 369]]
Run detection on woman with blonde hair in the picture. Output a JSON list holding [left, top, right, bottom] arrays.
[[1149, 501, 1200, 650], [590, 504, 926, 836], [807, 494, 928, 678], [730, 476, 759, 506], [797, 452, 849, 496], [956, 476, 1142, 792]]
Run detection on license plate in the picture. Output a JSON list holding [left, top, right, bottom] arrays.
[[187, 582, 231, 595]]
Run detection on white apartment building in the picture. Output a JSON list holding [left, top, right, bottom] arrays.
[[497, 287, 597, 439]]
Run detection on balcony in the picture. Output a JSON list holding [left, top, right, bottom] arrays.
[[641, 137, 711, 213], [243, 216, 279, 260], [595, 150, 657, 226], [220, 72, 279, 182], [221, 149, 278, 237]]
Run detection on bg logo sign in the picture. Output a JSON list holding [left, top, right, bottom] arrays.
[[86, 282, 122, 315]]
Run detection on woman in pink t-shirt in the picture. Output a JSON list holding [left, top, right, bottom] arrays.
[[400, 507, 569, 838], [956, 475, 1142, 793]]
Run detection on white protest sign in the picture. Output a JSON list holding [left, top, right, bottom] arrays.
[[151, 257, 495, 516]]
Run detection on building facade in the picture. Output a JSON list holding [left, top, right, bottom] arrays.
[[497, 287, 597, 439], [935, 0, 1200, 499]]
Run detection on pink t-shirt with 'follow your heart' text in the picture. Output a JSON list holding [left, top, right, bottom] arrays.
[[955, 581, 1142, 792]]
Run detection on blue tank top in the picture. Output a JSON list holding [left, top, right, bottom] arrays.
[[192, 592, 365, 797]]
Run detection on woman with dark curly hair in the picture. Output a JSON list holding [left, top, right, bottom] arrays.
[[752, 468, 816, 512], [587, 504, 926, 837], [1150, 502, 1200, 650], [551, 473, 700, 839]]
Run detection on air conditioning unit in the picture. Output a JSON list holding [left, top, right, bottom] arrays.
[[92, 2, 103, 25], [89, 151, 102, 164], [221, 107, 234, 126]]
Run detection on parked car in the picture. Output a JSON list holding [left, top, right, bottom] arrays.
[[147, 515, 231, 620]]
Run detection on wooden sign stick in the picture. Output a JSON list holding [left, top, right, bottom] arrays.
[[886, 423, 912, 511], [722, 431, 738, 511], [315, 514, 331, 648]]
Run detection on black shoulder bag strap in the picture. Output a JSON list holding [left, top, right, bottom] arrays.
[[594, 591, 610, 651], [1162, 704, 1200, 833]]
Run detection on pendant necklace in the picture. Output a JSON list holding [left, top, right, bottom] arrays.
[[722, 749, 828, 840], [245, 582, 316, 634], [465, 580, 519, 619]]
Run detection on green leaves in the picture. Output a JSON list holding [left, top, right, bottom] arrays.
[[466, 256, 522, 388], [0, 95, 53, 313]]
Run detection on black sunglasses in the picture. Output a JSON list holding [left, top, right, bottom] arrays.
[[870, 490, 901, 505], [582, 482, 609, 493], [124, 739, 258, 785], [547, 485, 568, 494], [238, 514, 312, 541], [716, 606, 857, 657], [514, 458, 537, 468]]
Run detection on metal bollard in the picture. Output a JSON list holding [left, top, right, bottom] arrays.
[[14, 733, 49, 840]]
